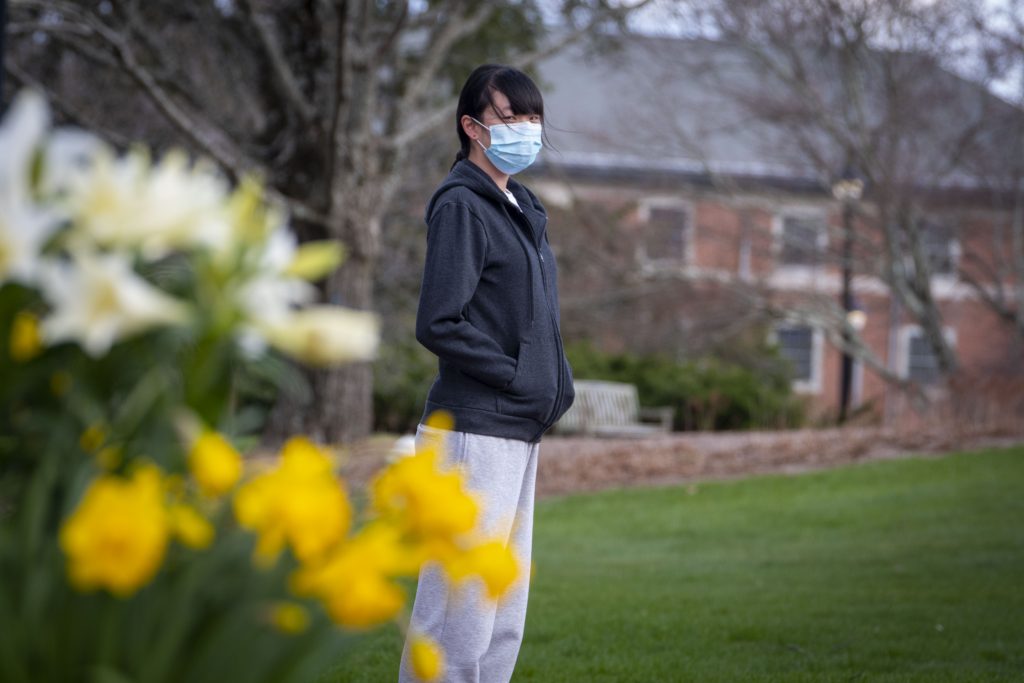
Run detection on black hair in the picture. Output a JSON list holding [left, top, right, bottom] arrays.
[[453, 64, 545, 169]]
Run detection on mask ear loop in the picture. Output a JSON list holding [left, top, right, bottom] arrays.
[[470, 117, 491, 152]]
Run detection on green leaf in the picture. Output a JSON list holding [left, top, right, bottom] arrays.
[[111, 366, 174, 440], [91, 665, 138, 683]]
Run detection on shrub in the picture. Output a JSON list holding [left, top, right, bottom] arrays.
[[564, 340, 804, 431]]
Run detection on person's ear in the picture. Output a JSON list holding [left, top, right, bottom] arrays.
[[460, 115, 480, 141]]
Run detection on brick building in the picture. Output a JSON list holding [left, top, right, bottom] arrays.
[[526, 36, 1023, 422]]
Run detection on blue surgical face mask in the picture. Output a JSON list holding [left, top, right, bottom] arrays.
[[472, 117, 543, 175]]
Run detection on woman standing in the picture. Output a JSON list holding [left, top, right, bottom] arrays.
[[398, 64, 575, 683]]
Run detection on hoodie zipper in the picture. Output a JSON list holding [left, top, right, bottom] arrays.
[[535, 247, 564, 440], [503, 198, 566, 442], [534, 318, 566, 442], [521, 218, 565, 442]]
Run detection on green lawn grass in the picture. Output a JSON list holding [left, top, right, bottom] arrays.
[[325, 446, 1024, 682]]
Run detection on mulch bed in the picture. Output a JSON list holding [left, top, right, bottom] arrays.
[[331, 423, 1024, 500]]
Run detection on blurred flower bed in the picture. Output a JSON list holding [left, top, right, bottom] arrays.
[[0, 90, 516, 683]]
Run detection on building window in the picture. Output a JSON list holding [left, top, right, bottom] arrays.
[[899, 325, 956, 384], [775, 324, 823, 393], [639, 201, 692, 265], [776, 213, 827, 268], [918, 219, 960, 277], [908, 334, 940, 383]]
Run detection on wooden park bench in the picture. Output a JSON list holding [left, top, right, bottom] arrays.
[[554, 380, 674, 437]]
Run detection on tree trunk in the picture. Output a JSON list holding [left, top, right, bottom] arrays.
[[317, 250, 376, 443]]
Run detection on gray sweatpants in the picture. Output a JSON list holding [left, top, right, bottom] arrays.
[[398, 423, 540, 683]]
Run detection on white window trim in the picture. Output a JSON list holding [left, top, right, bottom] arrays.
[[896, 324, 957, 381], [770, 324, 825, 395], [636, 197, 696, 268], [772, 208, 829, 275]]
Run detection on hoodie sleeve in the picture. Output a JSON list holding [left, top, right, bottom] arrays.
[[415, 201, 517, 389]]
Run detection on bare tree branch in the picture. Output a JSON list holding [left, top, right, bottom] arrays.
[[11, 0, 262, 182], [395, 3, 496, 122], [388, 0, 657, 153], [372, 0, 408, 61], [4, 57, 134, 147], [958, 259, 1020, 331], [237, 0, 317, 123], [7, 19, 90, 37]]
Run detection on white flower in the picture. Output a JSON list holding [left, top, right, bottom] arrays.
[[258, 305, 379, 366], [262, 226, 298, 272], [39, 249, 190, 356], [64, 147, 232, 259], [0, 197, 63, 286], [236, 274, 317, 328], [40, 127, 104, 197], [235, 327, 269, 360], [0, 89, 65, 285], [234, 227, 316, 330], [0, 89, 48, 203]]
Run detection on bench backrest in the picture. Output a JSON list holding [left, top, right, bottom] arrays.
[[557, 380, 640, 432]]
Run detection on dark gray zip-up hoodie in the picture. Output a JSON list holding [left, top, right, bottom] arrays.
[[415, 159, 575, 443]]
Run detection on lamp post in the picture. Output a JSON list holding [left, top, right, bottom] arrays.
[[832, 169, 864, 424]]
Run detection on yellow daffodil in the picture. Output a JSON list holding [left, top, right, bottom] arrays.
[[321, 572, 405, 629], [95, 446, 123, 471], [445, 539, 519, 600], [168, 504, 214, 550], [410, 635, 444, 682], [269, 602, 310, 635], [424, 410, 454, 432], [188, 430, 243, 497], [291, 523, 412, 629], [371, 446, 479, 541], [234, 436, 351, 565], [78, 422, 106, 452], [59, 464, 169, 596], [10, 311, 42, 361]]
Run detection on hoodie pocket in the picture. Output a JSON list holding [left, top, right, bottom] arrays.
[[498, 337, 558, 421], [431, 366, 499, 413]]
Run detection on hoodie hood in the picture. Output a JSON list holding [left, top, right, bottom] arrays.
[[426, 160, 548, 246]]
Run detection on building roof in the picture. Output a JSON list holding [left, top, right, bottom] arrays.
[[534, 34, 1023, 192]]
